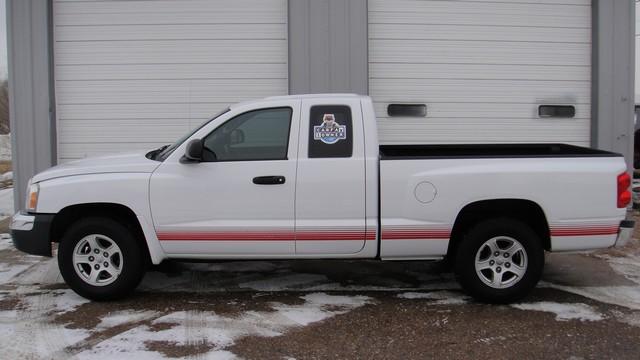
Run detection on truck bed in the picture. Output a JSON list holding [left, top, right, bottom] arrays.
[[379, 143, 622, 160]]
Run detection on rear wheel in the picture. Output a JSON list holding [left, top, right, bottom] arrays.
[[455, 218, 544, 303], [58, 217, 146, 301]]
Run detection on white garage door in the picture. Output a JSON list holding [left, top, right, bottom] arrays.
[[369, 0, 592, 145], [53, 0, 288, 163]]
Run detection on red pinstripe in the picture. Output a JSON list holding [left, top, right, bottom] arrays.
[[157, 229, 377, 242], [381, 229, 451, 240], [158, 223, 619, 242], [550, 225, 619, 237]]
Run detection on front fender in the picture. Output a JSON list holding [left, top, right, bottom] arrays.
[[35, 173, 166, 264]]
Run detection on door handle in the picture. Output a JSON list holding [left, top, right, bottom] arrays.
[[252, 176, 286, 185]]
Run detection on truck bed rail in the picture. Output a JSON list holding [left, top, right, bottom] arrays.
[[379, 144, 622, 160]]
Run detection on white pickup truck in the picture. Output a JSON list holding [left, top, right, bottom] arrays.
[[11, 94, 634, 303]]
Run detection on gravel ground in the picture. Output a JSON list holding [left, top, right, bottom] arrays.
[[1, 216, 640, 359]]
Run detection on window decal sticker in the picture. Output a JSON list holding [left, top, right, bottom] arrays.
[[313, 114, 347, 144]]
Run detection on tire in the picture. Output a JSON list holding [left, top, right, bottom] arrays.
[[454, 218, 544, 304], [58, 217, 146, 301]]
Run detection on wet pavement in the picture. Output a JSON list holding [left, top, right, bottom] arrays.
[[1, 222, 640, 359]]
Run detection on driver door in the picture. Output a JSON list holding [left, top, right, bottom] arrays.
[[149, 102, 300, 257]]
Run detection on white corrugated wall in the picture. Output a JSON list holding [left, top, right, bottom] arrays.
[[369, 0, 592, 145], [53, 0, 288, 162]]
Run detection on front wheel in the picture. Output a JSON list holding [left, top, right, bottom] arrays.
[[455, 218, 544, 304], [58, 217, 146, 301]]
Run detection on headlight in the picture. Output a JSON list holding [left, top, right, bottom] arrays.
[[26, 182, 39, 212]]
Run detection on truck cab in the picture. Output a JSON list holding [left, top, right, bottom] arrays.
[[150, 95, 379, 259]]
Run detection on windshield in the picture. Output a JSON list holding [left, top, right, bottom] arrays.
[[152, 108, 231, 161]]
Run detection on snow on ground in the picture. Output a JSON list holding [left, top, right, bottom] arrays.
[[76, 293, 371, 359], [0, 171, 11, 181], [0, 289, 91, 359], [543, 253, 640, 311], [611, 309, 640, 328], [602, 254, 640, 284], [0, 233, 13, 251], [0, 261, 31, 284], [96, 310, 160, 329], [20, 288, 90, 315], [0, 186, 13, 218], [544, 282, 640, 311], [397, 290, 469, 305], [511, 302, 604, 322], [0, 134, 10, 162]]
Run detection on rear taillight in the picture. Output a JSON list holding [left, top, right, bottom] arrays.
[[617, 172, 631, 208]]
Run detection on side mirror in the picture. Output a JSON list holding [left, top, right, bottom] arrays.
[[180, 139, 203, 163], [229, 129, 245, 145]]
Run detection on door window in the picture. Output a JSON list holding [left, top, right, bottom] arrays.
[[203, 107, 292, 162], [308, 105, 353, 158]]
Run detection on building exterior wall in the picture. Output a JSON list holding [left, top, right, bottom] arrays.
[[7, 0, 637, 211], [288, 0, 368, 94], [7, 0, 55, 211], [592, 0, 636, 170], [635, 0, 640, 105]]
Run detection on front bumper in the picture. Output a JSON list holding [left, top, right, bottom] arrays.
[[10, 212, 55, 257], [614, 220, 635, 248]]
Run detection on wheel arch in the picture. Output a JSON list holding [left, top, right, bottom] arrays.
[[447, 199, 551, 260], [50, 202, 152, 266]]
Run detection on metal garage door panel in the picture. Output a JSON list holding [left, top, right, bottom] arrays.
[[56, 79, 288, 105], [369, 0, 592, 146], [54, 0, 285, 25], [55, 40, 286, 65], [53, 0, 288, 163]]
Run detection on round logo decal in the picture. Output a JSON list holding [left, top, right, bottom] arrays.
[[313, 114, 347, 145]]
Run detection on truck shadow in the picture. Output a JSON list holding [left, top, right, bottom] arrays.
[[140, 259, 459, 293]]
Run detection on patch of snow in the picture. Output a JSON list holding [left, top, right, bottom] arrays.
[[610, 309, 640, 328], [0, 288, 91, 359], [511, 302, 604, 322], [0, 233, 13, 252], [300, 280, 461, 293], [0, 171, 11, 181], [77, 292, 371, 359], [0, 309, 89, 360], [97, 310, 159, 329], [0, 187, 13, 218], [397, 290, 469, 305], [73, 325, 196, 360], [0, 134, 10, 162], [598, 254, 640, 284], [543, 253, 640, 311], [0, 262, 30, 284], [543, 282, 640, 311], [475, 336, 507, 345], [11, 257, 62, 285], [17, 289, 90, 315], [272, 293, 371, 326]]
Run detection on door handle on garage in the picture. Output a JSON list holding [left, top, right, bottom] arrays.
[[252, 176, 286, 185]]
